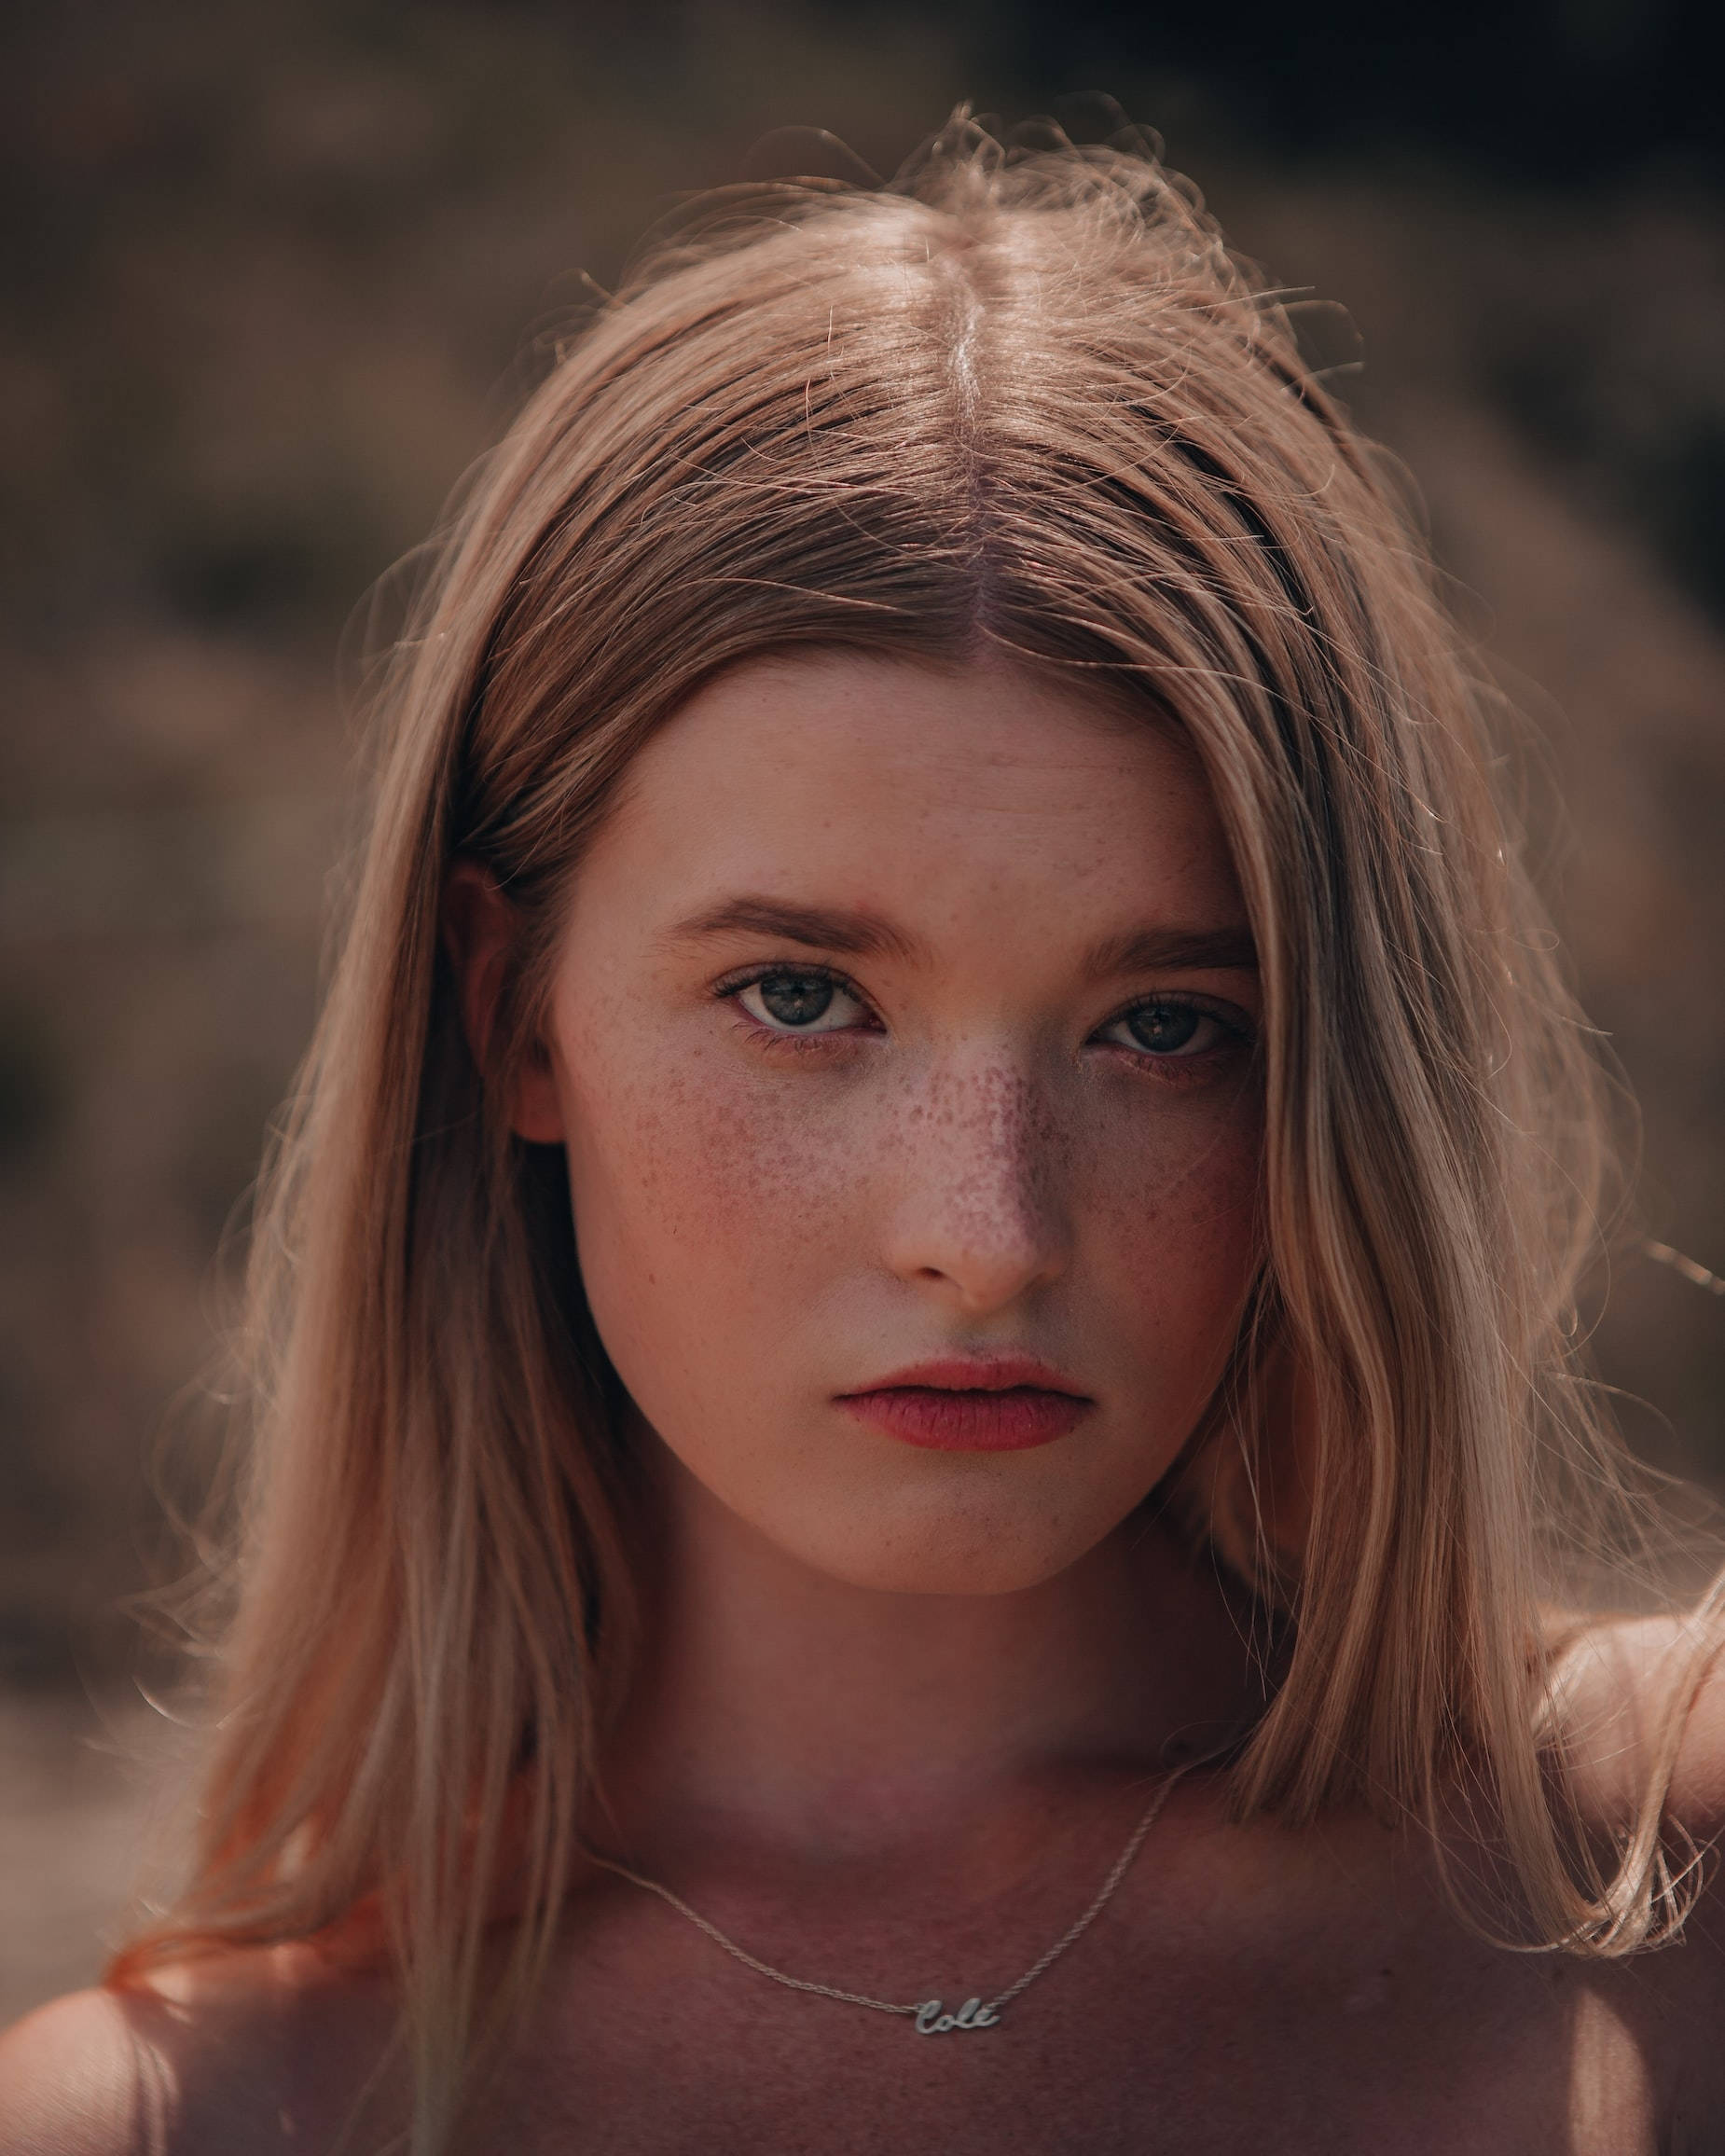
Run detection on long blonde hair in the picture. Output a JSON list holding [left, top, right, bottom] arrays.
[[115, 117, 1719, 2148]]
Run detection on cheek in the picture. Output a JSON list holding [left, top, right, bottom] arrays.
[[1082, 1089, 1264, 1373], [561, 1031, 859, 1335]]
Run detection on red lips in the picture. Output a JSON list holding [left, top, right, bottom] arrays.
[[835, 1354, 1093, 1452]]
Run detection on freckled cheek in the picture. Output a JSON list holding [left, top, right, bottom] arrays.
[[1080, 1095, 1264, 1351], [562, 1042, 865, 1307]]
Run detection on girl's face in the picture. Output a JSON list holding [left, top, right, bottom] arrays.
[[517, 653, 1263, 1595]]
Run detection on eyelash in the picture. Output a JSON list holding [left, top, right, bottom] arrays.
[[711, 962, 1256, 1074]]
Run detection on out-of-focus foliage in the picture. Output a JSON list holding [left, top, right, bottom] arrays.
[[0, 0, 1721, 1696]]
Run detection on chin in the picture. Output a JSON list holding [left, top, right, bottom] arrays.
[[781, 1496, 1115, 1599]]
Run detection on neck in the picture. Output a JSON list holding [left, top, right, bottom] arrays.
[[593, 1441, 1267, 1868]]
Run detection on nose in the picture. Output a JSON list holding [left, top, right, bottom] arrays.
[[880, 1056, 1070, 1316]]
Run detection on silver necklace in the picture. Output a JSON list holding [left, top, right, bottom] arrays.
[[577, 1758, 1195, 2036]]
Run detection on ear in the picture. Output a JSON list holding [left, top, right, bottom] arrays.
[[440, 856, 567, 1144]]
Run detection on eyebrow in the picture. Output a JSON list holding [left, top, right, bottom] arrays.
[[661, 897, 924, 962], [1080, 924, 1258, 978], [662, 896, 1257, 976]]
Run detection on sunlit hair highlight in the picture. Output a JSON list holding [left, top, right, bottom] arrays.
[[112, 116, 1721, 2149]]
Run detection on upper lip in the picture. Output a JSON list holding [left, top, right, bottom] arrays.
[[839, 1354, 1089, 1397]]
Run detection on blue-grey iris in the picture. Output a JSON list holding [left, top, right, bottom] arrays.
[[1125, 1002, 1201, 1054], [759, 974, 835, 1028]]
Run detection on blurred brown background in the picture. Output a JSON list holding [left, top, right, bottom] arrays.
[[3, 0, 1722, 2025]]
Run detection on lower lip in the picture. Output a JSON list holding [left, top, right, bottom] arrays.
[[836, 1387, 1091, 1451]]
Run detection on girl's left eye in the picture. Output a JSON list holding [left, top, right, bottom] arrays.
[[1098, 999, 1235, 1058], [731, 969, 871, 1035]]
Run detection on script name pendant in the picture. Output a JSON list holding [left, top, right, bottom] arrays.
[[914, 1997, 1001, 2035]]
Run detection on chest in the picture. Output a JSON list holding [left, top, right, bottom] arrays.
[[477, 1880, 1662, 2155]]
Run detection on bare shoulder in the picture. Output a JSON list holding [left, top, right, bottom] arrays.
[[0, 1989, 152, 2156], [1548, 1604, 1725, 1831], [0, 1947, 404, 2156], [1549, 1604, 1725, 2147]]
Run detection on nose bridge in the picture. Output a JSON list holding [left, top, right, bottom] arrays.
[[888, 1045, 1067, 1306], [957, 1052, 1053, 1200]]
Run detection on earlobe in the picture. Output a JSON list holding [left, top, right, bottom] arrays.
[[440, 856, 567, 1145]]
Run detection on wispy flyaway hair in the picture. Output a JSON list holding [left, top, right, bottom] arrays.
[[113, 116, 1722, 2152]]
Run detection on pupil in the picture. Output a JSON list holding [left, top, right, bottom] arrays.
[[1128, 1002, 1201, 1054], [759, 974, 835, 1028]]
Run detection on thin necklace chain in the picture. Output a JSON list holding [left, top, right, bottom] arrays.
[[575, 1757, 1197, 2023]]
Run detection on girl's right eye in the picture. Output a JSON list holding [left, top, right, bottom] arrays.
[[729, 968, 872, 1035]]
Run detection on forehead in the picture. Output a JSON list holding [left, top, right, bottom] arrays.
[[578, 650, 1244, 936]]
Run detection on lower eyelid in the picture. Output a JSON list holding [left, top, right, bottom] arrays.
[[732, 1016, 867, 1057], [1098, 1035, 1227, 1064]]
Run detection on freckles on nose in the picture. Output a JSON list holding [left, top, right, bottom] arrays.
[[888, 1060, 1070, 1287]]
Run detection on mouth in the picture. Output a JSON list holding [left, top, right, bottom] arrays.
[[835, 1354, 1094, 1453]]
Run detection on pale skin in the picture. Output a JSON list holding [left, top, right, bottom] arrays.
[[4, 653, 1725, 2153]]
